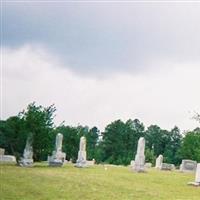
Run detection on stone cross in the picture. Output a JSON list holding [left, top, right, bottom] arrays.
[[134, 137, 145, 172]]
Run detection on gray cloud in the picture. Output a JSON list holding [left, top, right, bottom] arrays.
[[3, 2, 200, 77], [3, 45, 200, 131]]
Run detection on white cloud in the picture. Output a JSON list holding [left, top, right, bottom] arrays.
[[2, 45, 200, 131]]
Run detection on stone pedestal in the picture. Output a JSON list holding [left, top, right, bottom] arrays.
[[19, 158, 33, 167]]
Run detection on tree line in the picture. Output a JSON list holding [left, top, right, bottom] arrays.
[[0, 102, 200, 165]]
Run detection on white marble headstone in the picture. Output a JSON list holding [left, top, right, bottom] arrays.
[[19, 135, 34, 167], [75, 136, 88, 168], [195, 163, 200, 183], [188, 163, 200, 186], [48, 133, 66, 167], [155, 155, 163, 169], [134, 137, 145, 172], [180, 160, 197, 172]]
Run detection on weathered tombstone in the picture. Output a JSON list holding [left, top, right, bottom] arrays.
[[87, 159, 95, 166], [19, 135, 34, 167], [0, 147, 16, 164], [188, 163, 200, 186], [145, 162, 152, 168], [75, 136, 88, 168], [130, 160, 135, 167], [48, 133, 66, 167], [195, 164, 200, 184], [160, 163, 174, 171], [180, 160, 197, 172], [155, 155, 163, 169], [133, 137, 146, 172], [0, 155, 16, 163], [0, 148, 5, 156]]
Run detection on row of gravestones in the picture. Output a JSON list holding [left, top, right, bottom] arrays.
[[129, 137, 200, 186], [0, 133, 94, 168], [0, 134, 199, 186]]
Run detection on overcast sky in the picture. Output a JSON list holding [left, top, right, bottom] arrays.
[[2, 1, 200, 131]]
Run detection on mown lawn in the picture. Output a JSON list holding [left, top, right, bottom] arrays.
[[0, 163, 199, 200]]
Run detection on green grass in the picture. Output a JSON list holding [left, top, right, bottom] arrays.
[[0, 163, 200, 200]]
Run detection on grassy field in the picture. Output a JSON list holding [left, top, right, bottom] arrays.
[[0, 163, 200, 200]]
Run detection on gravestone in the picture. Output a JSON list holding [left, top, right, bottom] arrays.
[[130, 160, 135, 167], [195, 164, 200, 185], [0, 148, 5, 155], [160, 163, 174, 171], [188, 163, 200, 186], [0, 148, 16, 164], [19, 135, 34, 167], [0, 155, 16, 163], [75, 136, 88, 168], [180, 160, 197, 172], [145, 162, 152, 168], [133, 137, 146, 172], [49, 133, 66, 167], [155, 155, 163, 169], [87, 159, 95, 166]]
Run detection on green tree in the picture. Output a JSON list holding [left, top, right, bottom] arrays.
[[145, 125, 167, 156], [0, 117, 27, 161], [20, 102, 56, 161], [180, 129, 200, 162], [101, 119, 145, 165], [163, 126, 182, 165], [85, 127, 99, 160]]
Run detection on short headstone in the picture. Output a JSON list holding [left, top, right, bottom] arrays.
[[75, 136, 88, 168], [160, 163, 174, 171], [0, 148, 5, 155], [155, 155, 163, 169], [188, 163, 200, 186], [130, 160, 135, 167], [133, 137, 146, 172], [87, 159, 95, 166], [19, 135, 34, 167], [180, 160, 197, 172], [0, 155, 16, 163], [48, 133, 66, 167], [145, 162, 152, 168]]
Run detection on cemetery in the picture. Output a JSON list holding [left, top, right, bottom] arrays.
[[1, 104, 200, 199], [1, 134, 200, 200], [2, 1, 200, 199]]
